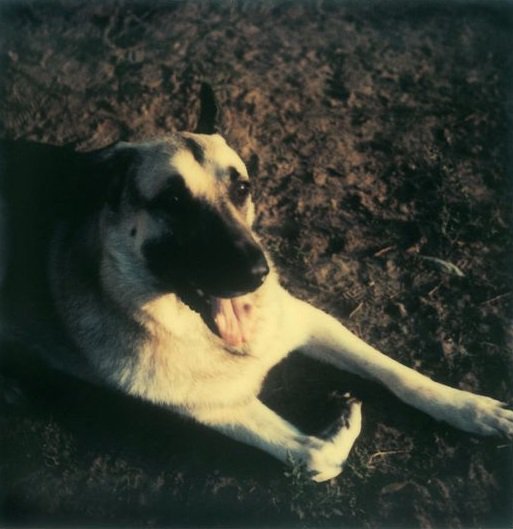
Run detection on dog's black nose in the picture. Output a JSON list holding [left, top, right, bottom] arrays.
[[250, 257, 270, 284], [235, 238, 269, 286]]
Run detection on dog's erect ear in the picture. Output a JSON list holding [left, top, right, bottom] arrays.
[[80, 142, 137, 213], [194, 82, 221, 135]]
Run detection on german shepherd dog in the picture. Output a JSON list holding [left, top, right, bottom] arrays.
[[1, 85, 512, 482]]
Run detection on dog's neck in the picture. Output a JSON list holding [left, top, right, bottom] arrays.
[[98, 244, 218, 335]]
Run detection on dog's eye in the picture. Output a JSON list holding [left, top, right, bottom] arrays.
[[230, 180, 251, 206]]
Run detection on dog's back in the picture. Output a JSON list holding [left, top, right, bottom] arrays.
[[0, 141, 90, 369]]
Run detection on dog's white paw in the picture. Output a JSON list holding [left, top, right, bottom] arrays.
[[307, 397, 362, 482], [441, 389, 513, 438]]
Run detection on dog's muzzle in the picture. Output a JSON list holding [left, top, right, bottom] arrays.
[[225, 250, 269, 297], [203, 237, 269, 299]]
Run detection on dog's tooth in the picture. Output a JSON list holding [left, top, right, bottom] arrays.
[[215, 313, 227, 338]]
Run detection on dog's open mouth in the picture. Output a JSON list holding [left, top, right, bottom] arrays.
[[210, 295, 255, 348], [179, 286, 257, 349]]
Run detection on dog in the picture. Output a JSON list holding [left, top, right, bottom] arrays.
[[1, 84, 512, 482]]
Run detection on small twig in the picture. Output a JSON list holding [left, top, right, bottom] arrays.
[[427, 284, 441, 297], [367, 449, 409, 466], [374, 245, 395, 257], [349, 302, 363, 319], [480, 292, 511, 307]]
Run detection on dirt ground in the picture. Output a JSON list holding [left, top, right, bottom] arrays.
[[1, 1, 512, 527]]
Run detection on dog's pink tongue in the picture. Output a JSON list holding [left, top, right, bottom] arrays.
[[211, 295, 255, 347]]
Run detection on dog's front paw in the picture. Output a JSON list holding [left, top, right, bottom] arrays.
[[307, 397, 362, 482], [444, 390, 513, 438]]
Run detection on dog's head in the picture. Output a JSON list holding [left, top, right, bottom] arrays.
[[86, 87, 269, 299]]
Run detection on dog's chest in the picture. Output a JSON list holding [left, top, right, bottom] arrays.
[[129, 286, 289, 408]]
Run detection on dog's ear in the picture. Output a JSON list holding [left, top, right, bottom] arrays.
[[79, 142, 137, 213], [194, 82, 221, 135]]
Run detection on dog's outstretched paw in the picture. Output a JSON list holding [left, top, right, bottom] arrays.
[[308, 397, 362, 482], [465, 397, 513, 438], [441, 389, 513, 438]]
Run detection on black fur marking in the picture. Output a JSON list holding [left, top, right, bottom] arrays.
[[318, 395, 359, 440], [142, 182, 268, 298], [319, 416, 349, 441], [184, 137, 205, 165], [228, 166, 240, 181], [81, 144, 141, 214], [145, 174, 192, 217]]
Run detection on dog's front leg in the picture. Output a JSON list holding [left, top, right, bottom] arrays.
[[191, 396, 362, 482], [282, 292, 513, 438]]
